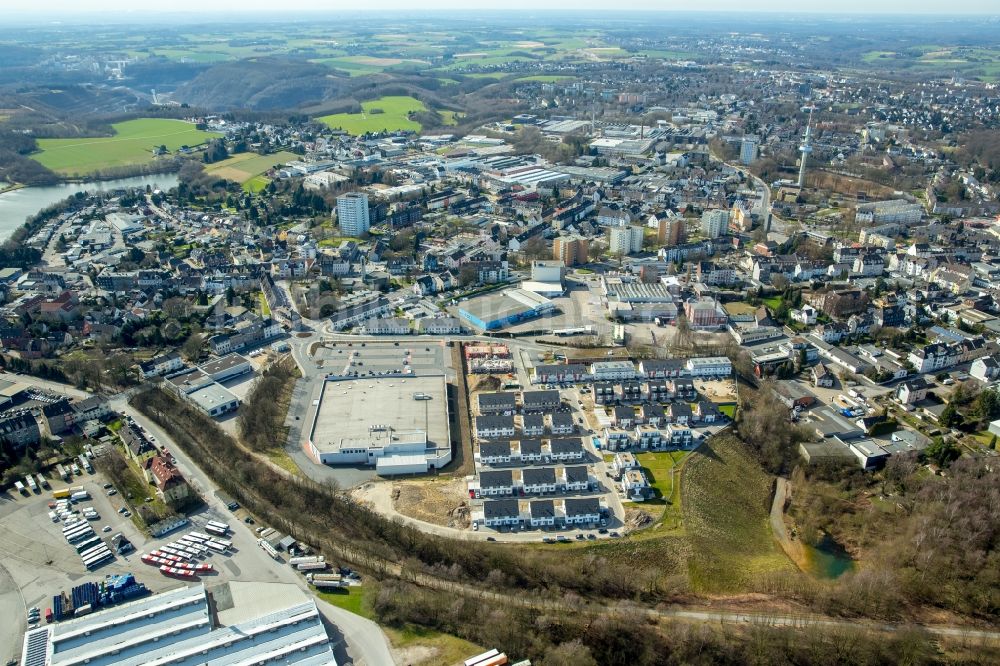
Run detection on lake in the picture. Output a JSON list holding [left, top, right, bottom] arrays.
[[0, 174, 179, 242]]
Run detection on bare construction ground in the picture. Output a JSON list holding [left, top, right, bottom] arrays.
[[393, 478, 470, 529]]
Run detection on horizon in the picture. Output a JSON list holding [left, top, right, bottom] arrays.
[[5, 3, 1000, 17]]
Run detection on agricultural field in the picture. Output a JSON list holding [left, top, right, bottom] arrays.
[[317, 55, 429, 76], [32, 118, 221, 176], [317, 96, 427, 135], [204, 150, 298, 189], [514, 75, 576, 83]]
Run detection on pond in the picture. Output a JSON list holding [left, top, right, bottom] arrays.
[[802, 533, 855, 579]]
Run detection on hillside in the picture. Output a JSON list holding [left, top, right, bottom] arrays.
[[175, 58, 350, 110]]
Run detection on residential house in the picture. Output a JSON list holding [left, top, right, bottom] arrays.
[[478, 392, 517, 415], [621, 469, 650, 499], [149, 456, 191, 505], [522, 467, 558, 494], [475, 415, 516, 440], [896, 378, 929, 405]]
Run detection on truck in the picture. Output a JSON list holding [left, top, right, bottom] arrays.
[[308, 578, 342, 589], [26, 475, 38, 493], [53, 489, 71, 499], [15, 480, 28, 496], [257, 538, 280, 561], [79, 455, 93, 474], [36, 474, 50, 489], [56, 464, 70, 481], [71, 464, 81, 476], [70, 490, 90, 502], [288, 555, 324, 566], [306, 573, 342, 583], [295, 561, 327, 571]]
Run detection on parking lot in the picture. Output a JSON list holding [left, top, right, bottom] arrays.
[[0, 467, 309, 662]]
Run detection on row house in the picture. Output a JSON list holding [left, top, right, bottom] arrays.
[[522, 467, 558, 494], [419, 316, 463, 335], [612, 405, 636, 428], [639, 359, 687, 378], [611, 451, 639, 478], [522, 390, 560, 412], [478, 498, 604, 529], [475, 469, 516, 497], [533, 363, 589, 384], [478, 392, 517, 415], [475, 415, 516, 440], [328, 297, 391, 331], [478, 439, 544, 466], [522, 414, 545, 437], [640, 403, 666, 426], [550, 412, 575, 435], [621, 469, 650, 499], [359, 317, 410, 335]]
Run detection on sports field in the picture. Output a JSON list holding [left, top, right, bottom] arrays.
[[317, 96, 427, 135], [32, 118, 221, 175], [204, 150, 298, 188]]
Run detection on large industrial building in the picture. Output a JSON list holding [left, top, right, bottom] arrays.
[[306, 373, 452, 475], [21, 582, 336, 666], [458, 288, 555, 331]]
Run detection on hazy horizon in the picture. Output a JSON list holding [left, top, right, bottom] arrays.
[[5, 1, 1000, 15]]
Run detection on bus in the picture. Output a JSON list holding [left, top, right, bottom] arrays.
[[170, 544, 198, 559], [209, 537, 232, 549], [204, 541, 229, 554], [159, 546, 189, 560], [75, 537, 101, 554], [187, 532, 212, 543], [205, 520, 230, 533], [178, 539, 208, 555], [84, 552, 113, 569], [79, 544, 107, 560], [65, 524, 92, 538], [205, 525, 228, 537]]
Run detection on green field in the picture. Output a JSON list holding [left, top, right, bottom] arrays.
[[683, 434, 797, 592], [204, 150, 298, 190], [317, 587, 371, 618], [33, 118, 221, 176], [317, 96, 427, 135], [514, 74, 576, 83]]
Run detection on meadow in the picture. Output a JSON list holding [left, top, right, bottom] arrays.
[[204, 150, 298, 190], [32, 118, 221, 176], [317, 96, 427, 135], [682, 434, 797, 592]]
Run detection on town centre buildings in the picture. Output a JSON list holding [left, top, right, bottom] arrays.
[[305, 372, 452, 475]]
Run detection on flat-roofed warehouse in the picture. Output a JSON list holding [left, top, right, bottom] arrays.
[[21, 581, 336, 666], [306, 373, 452, 474]]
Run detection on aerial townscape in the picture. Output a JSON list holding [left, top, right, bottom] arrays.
[[1, 4, 1000, 665]]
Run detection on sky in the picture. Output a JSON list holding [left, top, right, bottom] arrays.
[[5, 1, 999, 14]]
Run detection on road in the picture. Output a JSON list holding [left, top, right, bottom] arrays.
[[0, 559, 26, 665], [103, 393, 398, 666]]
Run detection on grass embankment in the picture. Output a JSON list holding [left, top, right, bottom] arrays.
[[317, 96, 427, 135], [683, 434, 797, 592], [33, 118, 221, 176], [204, 150, 298, 191], [626, 450, 690, 531], [318, 587, 485, 664]]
